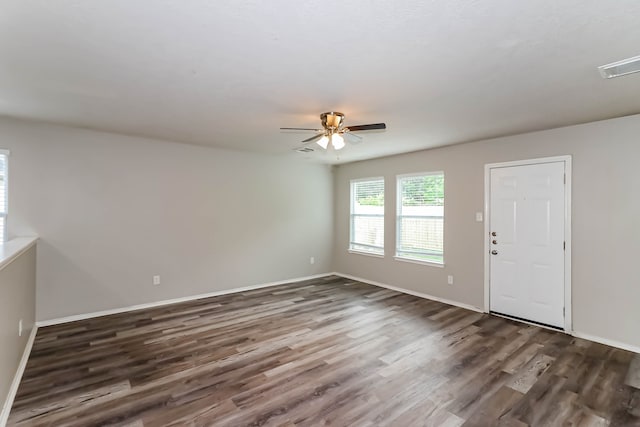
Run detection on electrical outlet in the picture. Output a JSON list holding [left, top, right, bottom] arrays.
[[153, 275, 161, 286], [476, 212, 483, 222], [447, 275, 454, 285], [18, 319, 23, 337], [310, 257, 315, 265]]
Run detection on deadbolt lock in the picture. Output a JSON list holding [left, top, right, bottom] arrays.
[[491, 231, 497, 237], [492, 240, 497, 245]]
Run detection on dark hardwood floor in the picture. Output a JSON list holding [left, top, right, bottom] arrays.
[[8, 275, 640, 426]]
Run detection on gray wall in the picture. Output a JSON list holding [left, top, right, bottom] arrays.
[[3, 113, 639, 349], [0, 245, 36, 411], [0, 117, 333, 321], [334, 114, 640, 349]]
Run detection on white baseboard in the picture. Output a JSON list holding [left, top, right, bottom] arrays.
[[334, 272, 484, 313], [36, 273, 334, 327], [1, 326, 38, 427], [572, 331, 640, 354]]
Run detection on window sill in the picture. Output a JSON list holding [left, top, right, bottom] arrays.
[[0, 236, 38, 272], [348, 249, 384, 258], [394, 256, 444, 268]]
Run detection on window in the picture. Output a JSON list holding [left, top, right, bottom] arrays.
[[350, 177, 384, 255], [396, 172, 444, 264], [0, 150, 7, 242]]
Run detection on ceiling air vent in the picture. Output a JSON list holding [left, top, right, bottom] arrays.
[[295, 147, 314, 153], [598, 55, 640, 79]]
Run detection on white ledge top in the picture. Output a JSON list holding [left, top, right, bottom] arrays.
[[0, 236, 38, 271]]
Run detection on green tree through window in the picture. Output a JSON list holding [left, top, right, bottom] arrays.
[[401, 175, 444, 206], [356, 181, 384, 206]]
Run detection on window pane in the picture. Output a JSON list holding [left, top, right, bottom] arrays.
[[398, 216, 443, 263], [397, 173, 444, 263], [0, 154, 6, 215], [351, 215, 384, 252], [353, 179, 384, 214], [350, 178, 384, 254], [401, 175, 444, 208], [0, 153, 6, 243]]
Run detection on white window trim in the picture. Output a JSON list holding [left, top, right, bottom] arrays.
[[349, 177, 385, 256], [395, 171, 444, 266], [393, 256, 445, 268], [349, 249, 385, 258]]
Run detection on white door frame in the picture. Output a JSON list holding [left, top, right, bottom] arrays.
[[483, 155, 572, 333]]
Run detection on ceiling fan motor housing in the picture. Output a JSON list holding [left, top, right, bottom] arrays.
[[321, 112, 344, 131]]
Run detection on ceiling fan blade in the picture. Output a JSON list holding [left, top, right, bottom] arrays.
[[301, 133, 324, 143], [344, 132, 363, 145], [280, 127, 323, 131], [344, 123, 386, 131]]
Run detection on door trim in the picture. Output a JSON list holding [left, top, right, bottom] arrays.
[[483, 155, 572, 333]]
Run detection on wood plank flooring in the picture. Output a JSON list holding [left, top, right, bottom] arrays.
[[8, 276, 640, 426]]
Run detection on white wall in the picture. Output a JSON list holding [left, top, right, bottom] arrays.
[[0, 117, 333, 321], [334, 114, 640, 350], [0, 244, 35, 414]]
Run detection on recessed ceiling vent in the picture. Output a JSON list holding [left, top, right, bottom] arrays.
[[296, 147, 314, 153], [598, 55, 640, 79]]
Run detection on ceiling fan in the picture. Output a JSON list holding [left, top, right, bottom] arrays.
[[281, 112, 386, 151]]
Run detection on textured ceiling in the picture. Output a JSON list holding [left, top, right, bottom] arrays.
[[1, 0, 640, 163]]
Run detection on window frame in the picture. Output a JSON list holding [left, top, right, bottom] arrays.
[[0, 149, 9, 243], [349, 176, 385, 257], [395, 171, 445, 267]]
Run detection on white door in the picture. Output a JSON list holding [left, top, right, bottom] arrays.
[[489, 161, 565, 328]]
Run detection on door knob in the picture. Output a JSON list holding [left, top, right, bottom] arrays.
[[491, 250, 498, 255], [491, 231, 497, 236], [492, 240, 497, 245]]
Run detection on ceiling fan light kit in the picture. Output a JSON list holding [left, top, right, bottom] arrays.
[[311, 130, 346, 150], [317, 135, 329, 149], [282, 112, 386, 153], [331, 133, 345, 150]]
